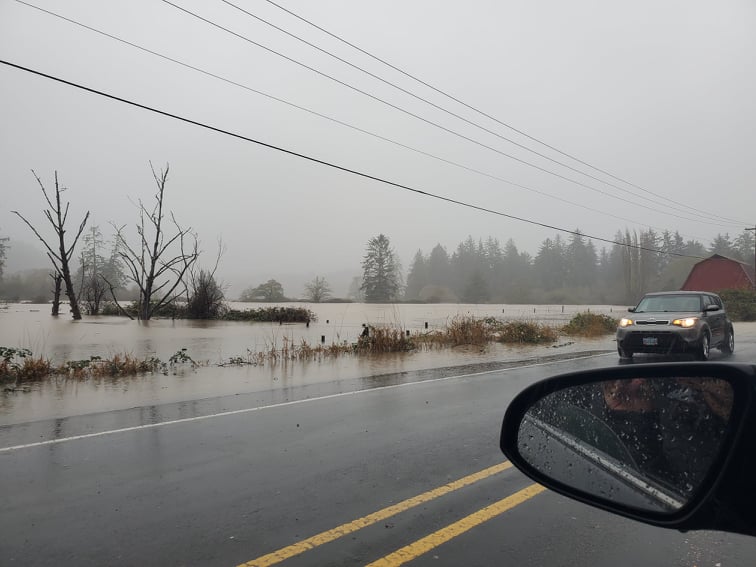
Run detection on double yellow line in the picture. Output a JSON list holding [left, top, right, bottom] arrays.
[[238, 461, 543, 567]]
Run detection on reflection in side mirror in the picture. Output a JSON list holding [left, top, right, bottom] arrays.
[[515, 377, 733, 514]]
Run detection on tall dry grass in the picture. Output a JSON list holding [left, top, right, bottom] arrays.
[[561, 312, 618, 337], [1, 315, 575, 382]]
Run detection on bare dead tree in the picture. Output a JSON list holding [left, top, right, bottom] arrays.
[[101, 273, 134, 320], [50, 272, 62, 316], [113, 163, 199, 320], [13, 171, 89, 320]]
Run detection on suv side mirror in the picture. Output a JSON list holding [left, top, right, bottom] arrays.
[[706, 304, 721, 312], [500, 363, 756, 535], [627, 307, 636, 313]]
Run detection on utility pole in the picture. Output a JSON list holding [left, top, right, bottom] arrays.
[[746, 226, 756, 289]]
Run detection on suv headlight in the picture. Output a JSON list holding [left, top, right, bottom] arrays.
[[619, 318, 633, 327], [672, 317, 698, 328]]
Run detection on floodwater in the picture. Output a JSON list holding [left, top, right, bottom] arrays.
[[0, 302, 620, 424]]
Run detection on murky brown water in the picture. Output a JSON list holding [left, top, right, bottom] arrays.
[[0, 302, 620, 424]]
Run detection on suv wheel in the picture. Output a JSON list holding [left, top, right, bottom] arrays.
[[721, 327, 735, 355], [618, 347, 633, 359], [698, 332, 710, 361]]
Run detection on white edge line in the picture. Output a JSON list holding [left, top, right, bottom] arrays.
[[0, 352, 612, 453]]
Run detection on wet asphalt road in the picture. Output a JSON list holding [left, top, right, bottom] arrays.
[[2, 339, 756, 566]]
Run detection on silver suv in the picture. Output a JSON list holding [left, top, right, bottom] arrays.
[[616, 291, 734, 360]]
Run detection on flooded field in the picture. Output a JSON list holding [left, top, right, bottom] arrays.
[[0, 302, 620, 424]]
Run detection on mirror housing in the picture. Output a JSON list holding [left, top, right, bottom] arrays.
[[706, 304, 721, 312], [628, 307, 636, 313], [501, 363, 756, 535]]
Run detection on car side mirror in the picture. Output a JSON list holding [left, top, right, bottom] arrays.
[[500, 363, 756, 534], [706, 304, 721, 312], [627, 307, 636, 313]]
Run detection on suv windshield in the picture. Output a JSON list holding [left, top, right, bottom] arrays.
[[635, 295, 702, 313]]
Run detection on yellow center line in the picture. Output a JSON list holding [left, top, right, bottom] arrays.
[[237, 461, 513, 567], [365, 483, 546, 567]]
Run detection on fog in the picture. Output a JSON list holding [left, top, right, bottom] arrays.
[[2, 0, 755, 297]]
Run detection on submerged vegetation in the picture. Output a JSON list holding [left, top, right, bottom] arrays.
[[99, 302, 316, 323], [1, 312, 615, 385], [561, 312, 619, 337], [222, 306, 315, 323], [1, 347, 198, 386]]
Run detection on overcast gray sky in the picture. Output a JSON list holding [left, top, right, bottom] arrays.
[[2, 0, 755, 295]]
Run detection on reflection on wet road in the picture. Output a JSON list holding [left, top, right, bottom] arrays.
[[2, 351, 755, 566]]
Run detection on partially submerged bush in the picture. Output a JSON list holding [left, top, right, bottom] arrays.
[[445, 316, 490, 346], [223, 306, 315, 323], [1, 347, 202, 383], [494, 320, 560, 344], [562, 312, 618, 337], [186, 270, 227, 319], [0, 347, 50, 382], [415, 317, 558, 346], [357, 326, 415, 353]]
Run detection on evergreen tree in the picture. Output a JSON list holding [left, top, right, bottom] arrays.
[[0, 230, 8, 281], [463, 270, 488, 303], [427, 243, 451, 289], [733, 230, 755, 265], [533, 235, 567, 291], [404, 250, 428, 300], [709, 233, 735, 257], [360, 234, 401, 302]]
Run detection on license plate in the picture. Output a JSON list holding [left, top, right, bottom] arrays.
[[642, 337, 658, 346]]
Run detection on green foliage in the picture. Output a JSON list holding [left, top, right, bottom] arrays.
[[0, 348, 201, 383], [562, 312, 618, 336], [718, 289, 756, 321], [169, 348, 197, 367], [0, 346, 32, 368], [0, 347, 49, 382], [240, 279, 286, 302], [223, 306, 315, 323], [361, 234, 401, 302]]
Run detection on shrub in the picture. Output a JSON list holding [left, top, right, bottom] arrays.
[[223, 307, 315, 323], [445, 316, 490, 346], [356, 326, 415, 353], [718, 289, 756, 322], [562, 312, 618, 337], [493, 320, 559, 344], [186, 270, 227, 319]]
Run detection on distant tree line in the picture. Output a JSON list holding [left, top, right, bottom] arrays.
[[401, 228, 755, 305], [3, 179, 754, 311]]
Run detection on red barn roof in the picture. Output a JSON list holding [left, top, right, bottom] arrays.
[[680, 254, 755, 292]]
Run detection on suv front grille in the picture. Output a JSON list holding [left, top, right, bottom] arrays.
[[636, 320, 670, 325]]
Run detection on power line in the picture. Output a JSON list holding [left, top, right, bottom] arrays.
[[0, 58, 708, 260], [220, 0, 699, 218], [261, 0, 749, 227], [11, 0, 713, 243], [158, 0, 736, 229]]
